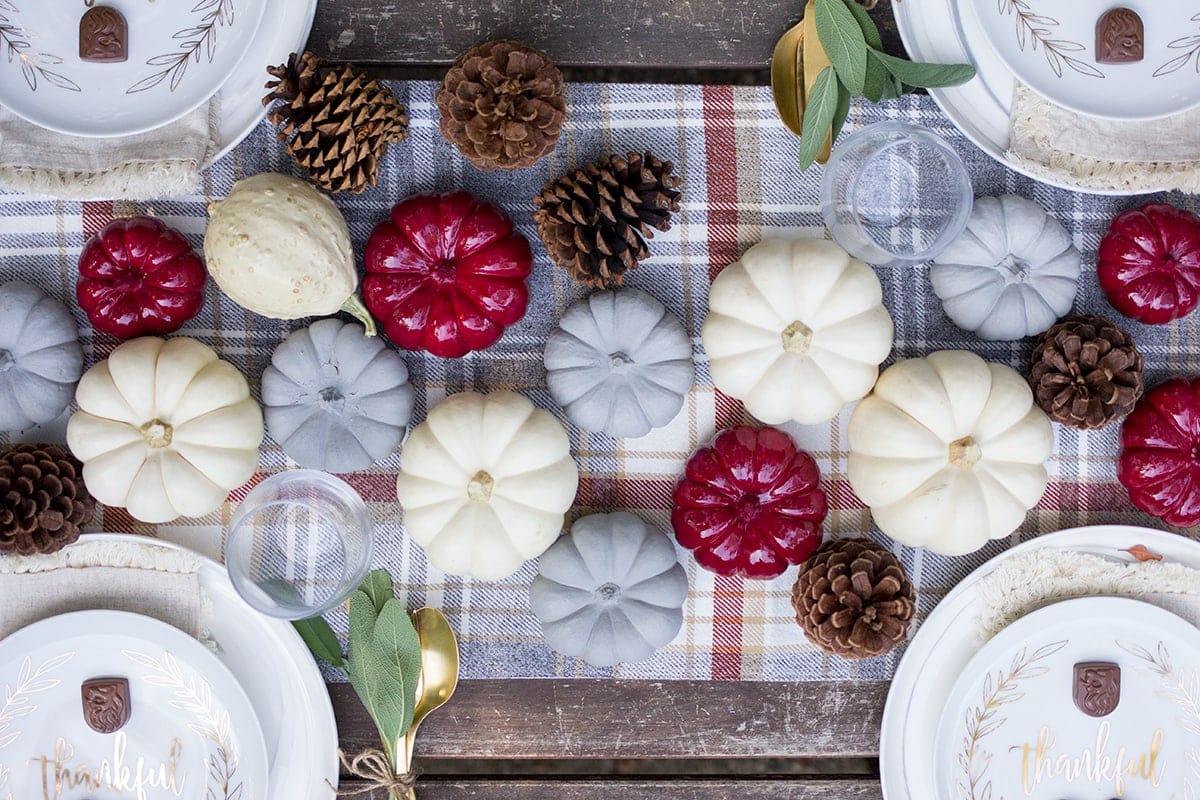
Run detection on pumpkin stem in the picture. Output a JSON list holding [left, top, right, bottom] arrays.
[[781, 320, 814, 354], [948, 436, 981, 469], [140, 419, 174, 449], [467, 470, 494, 502], [340, 294, 378, 337]]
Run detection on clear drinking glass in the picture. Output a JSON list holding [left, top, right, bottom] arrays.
[[821, 121, 973, 267], [225, 470, 374, 619]]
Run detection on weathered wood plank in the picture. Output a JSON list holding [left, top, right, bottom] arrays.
[[308, 1, 904, 75], [340, 779, 884, 799], [330, 680, 887, 759]]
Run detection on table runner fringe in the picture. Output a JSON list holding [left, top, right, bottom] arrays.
[[0, 536, 201, 575]]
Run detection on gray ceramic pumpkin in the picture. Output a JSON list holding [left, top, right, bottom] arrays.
[[530, 511, 688, 667], [0, 281, 83, 433], [262, 318, 414, 472], [544, 288, 693, 438]]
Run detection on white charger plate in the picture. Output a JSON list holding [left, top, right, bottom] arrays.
[[70, 534, 338, 800], [965, 0, 1200, 121], [0, 609, 269, 800], [880, 525, 1200, 800], [0, 0, 267, 138], [892, 0, 1169, 195], [934, 597, 1200, 800]]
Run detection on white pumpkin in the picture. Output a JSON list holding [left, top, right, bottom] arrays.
[[204, 173, 375, 333], [396, 391, 579, 580], [66, 337, 264, 523], [930, 195, 1080, 341], [847, 350, 1053, 556], [702, 238, 894, 425]]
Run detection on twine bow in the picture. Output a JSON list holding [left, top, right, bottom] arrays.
[[330, 748, 417, 799]]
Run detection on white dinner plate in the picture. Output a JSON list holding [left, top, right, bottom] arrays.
[[965, 0, 1200, 121], [0, 0, 268, 138], [0, 609, 269, 800], [880, 525, 1200, 800], [935, 597, 1200, 800], [891, 0, 1169, 195]]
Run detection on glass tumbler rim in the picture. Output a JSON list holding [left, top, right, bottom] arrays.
[[820, 120, 973, 266], [225, 469, 375, 619]]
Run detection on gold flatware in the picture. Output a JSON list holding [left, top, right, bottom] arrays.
[[770, 19, 806, 136], [400, 607, 460, 800]]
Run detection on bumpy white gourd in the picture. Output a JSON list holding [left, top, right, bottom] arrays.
[[847, 350, 1053, 555], [702, 238, 894, 425], [67, 337, 264, 523], [204, 173, 375, 333], [930, 195, 1080, 341], [396, 391, 579, 580]]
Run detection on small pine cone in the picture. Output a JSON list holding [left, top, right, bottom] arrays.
[[0, 444, 95, 556], [791, 538, 915, 659], [1029, 314, 1144, 430], [264, 51, 409, 193], [533, 150, 682, 288], [436, 40, 565, 171]]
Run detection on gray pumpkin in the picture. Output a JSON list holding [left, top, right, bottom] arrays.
[[262, 318, 414, 472], [0, 281, 83, 433], [544, 288, 694, 438], [530, 511, 688, 667]]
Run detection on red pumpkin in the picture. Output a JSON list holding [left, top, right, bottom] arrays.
[[1098, 204, 1200, 325], [77, 217, 206, 338], [363, 192, 533, 358], [671, 425, 828, 579], [1118, 377, 1200, 527]]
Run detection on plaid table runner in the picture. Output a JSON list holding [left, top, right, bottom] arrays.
[[0, 83, 1192, 682]]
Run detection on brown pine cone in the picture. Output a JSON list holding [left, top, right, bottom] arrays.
[[435, 40, 565, 171], [1029, 314, 1144, 430], [264, 51, 409, 193], [791, 537, 915, 659], [0, 444, 94, 556], [533, 150, 682, 288]]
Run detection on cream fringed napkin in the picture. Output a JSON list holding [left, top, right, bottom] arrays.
[[0, 99, 217, 200], [0, 537, 208, 641], [1008, 83, 1200, 194], [976, 547, 1200, 641]]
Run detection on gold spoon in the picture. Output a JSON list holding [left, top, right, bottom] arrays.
[[770, 18, 806, 136], [399, 607, 460, 800]]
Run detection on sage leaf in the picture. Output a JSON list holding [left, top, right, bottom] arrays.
[[347, 590, 422, 765], [839, 2, 886, 102], [360, 569, 394, 615], [799, 66, 839, 169], [868, 49, 977, 88], [292, 615, 346, 669], [831, 82, 852, 142], [815, 0, 867, 95], [841, 0, 882, 49]]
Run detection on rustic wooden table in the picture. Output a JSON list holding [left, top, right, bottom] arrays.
[[308, 2, 901, 798]]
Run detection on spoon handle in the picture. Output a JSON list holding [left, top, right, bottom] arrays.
[[402, 726, 419, 799]]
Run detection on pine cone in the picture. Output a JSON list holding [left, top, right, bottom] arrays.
[[435, 40, 565, 171], [791, 538, 915, 659], [0, 444, 94, 556], [264, 51, 409, 193], [533, 151, 682, 288], [1029, 314, 1144, 430]]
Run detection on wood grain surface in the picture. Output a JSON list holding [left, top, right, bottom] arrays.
[[338, 779, 884, 799], [308, 0, 904, 78], [330, 679, 888, 759]]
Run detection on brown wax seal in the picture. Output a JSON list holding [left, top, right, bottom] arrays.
[[1073, 661, 1121, 717], [79, 6, 128, 63], [1096, 8, 1144, 64], [81, 677, 131, 733]]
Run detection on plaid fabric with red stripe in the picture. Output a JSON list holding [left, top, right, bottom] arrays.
[[0, 83, 1194, 681]]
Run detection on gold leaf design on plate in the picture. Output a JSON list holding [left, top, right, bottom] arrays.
[[0, 0, 80, 93], [127, 0, 236, 94], [995, 0, 1105, 79], [0, 651, 74, 800]]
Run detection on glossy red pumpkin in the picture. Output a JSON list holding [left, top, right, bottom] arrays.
[[1118, 377, 1200, 527], [77, 217, 206, 338], [671, 426, 828, 579], [362, 192, 533, 358], [1098, 204, 1200, 325]]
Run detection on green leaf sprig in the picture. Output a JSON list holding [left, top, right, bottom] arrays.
[[293, 570, 423, 769], [799, 0, 977, 168]]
